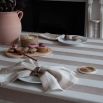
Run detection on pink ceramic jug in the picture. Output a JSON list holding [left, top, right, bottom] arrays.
[[0, 11, 23, 45]]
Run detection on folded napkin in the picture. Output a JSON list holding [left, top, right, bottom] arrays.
[[0, 59, 78, 91]]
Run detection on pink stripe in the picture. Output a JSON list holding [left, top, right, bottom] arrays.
[[68, 85, 103, 96]]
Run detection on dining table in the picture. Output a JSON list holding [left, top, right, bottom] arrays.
[[0, 32, 103, 103]]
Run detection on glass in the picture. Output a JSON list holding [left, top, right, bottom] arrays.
[[27, 33, 40, 74], [10, 32, 40, 67], [91, 20, 100, 38], [23, 33, 40, 67]]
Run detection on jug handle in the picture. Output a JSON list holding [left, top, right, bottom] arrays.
[[17, 11, 23, 20]]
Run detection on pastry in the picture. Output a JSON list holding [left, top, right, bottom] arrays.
[[6, 47, 23, 58], [21, 35, 38, 47], [64, 35, 81, 41], [28, 44, 38, 49], [28, 48, 37, 54], [72, 35, 79, 41], [8, 48, 15, 53], [22, 47, 29, 53], [64, 35, 72, 40], [37, 43, 48, 53]]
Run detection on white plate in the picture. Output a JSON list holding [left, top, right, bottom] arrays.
[[57, 35, 87, 45], [18, 66, 78, 85], [39, 33, 59, 40], [18, 76, 41, 84]]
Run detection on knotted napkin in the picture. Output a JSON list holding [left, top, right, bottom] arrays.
[[0, 59, 78, 91]]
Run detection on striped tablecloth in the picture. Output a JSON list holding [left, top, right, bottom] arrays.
[[0, 34, 103, 103]]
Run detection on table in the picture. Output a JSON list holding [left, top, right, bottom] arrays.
[[0, 33, 103, 103]]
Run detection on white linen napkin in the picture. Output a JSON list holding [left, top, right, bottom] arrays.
[[0, 59, 34, 86], [38, 66, 78, 91], [40, 71, 63, 91], [0, 59, 78, 91]]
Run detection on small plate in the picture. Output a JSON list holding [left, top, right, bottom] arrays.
[[18, 76, 41, 84], [57, 35, 87, 45], [39, 33, 59, 40], [77, 66, 96, 74]]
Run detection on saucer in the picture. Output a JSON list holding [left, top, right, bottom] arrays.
[[57, 35, 87, 45], [77, 66, 96, 74]]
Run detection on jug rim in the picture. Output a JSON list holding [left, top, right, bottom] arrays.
[[0, 11, 21, 14]]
